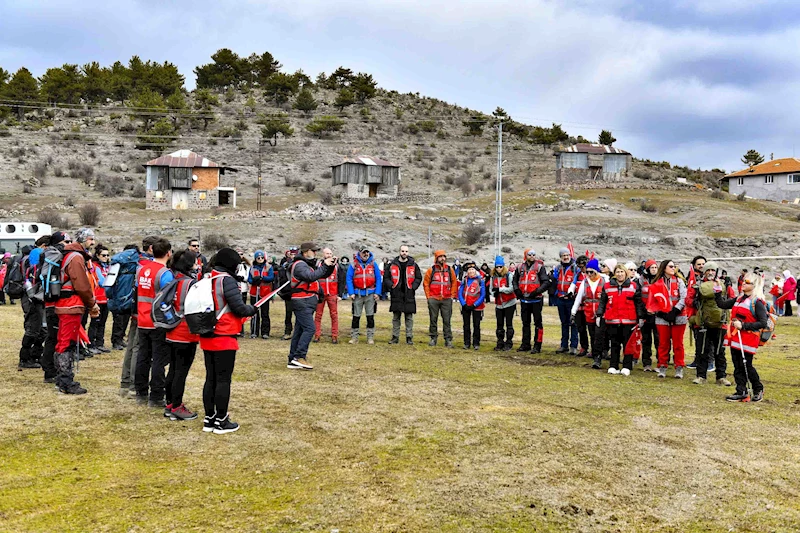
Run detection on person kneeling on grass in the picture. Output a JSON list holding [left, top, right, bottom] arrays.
[[458, 262, 485, 350], [714, 272, 768, 402], [201, 248, 257, 434], [596, 263, 645, 376]]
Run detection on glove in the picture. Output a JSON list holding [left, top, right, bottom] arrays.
[[515, 289, 524, 299], [656, 311, 668, 321], [666, 308, 680, 323], [464, 305, 474, 313], [251, 278, 261, 286], [570, 314, 575, 325], [493, 289, 500, 298], [595, 316, 601, 327]]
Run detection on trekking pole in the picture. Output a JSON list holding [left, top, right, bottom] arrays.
[[737, 328, 752, 400]]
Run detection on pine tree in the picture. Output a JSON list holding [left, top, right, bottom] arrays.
[[293, 88, 318, 115], [39, 64, 83, 104], [741, 149, 765, 167], [598, 129, 616, 145], [305, 116, 345, 137], [4, 67, 39, 118], [82, 62, 110, 103], [333, 88, 355, 111], [260, 114, 293, 147], [351, 72, 377, 103], [263, 72, 299, 105], [193, 88, 219, 130]]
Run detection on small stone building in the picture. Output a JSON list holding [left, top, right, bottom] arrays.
[[331, 156, 400, 199], [144, 150, 237, 210], [555, 143, 631, 184], [723, 158, 800, 202]]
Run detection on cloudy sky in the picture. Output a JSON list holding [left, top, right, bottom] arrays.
[[2, 0, 799, 172]]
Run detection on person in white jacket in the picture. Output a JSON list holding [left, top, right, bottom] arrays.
[[570, 258, 606, 369]]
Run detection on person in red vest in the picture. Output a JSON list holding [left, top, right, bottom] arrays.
[[513, 249, 551, 354], [287, 242, 336, 370], [458, 261, 485, 350], [87, 244, 111, 354], [490, 255, 517, 351], [552, 247, 580, 354], [597, 263, 645, 376], [201, 248, 257, 433], [346, 246, 382, 344], [714, 272, 767, 402], [133, 237, 175, 407], [384, 245, 423, 345], [164, 249, 200, 421], [571, 258, 606, 369], [638, 259, 660, 371], [650, 259, 688, 379], [247, 250, 274, 339], [187, 238, 208, 279], [685, 255, 708, 371], [423, 250, 458, 347], [314, 247, 346, 343], [54, 232, 99, 394]]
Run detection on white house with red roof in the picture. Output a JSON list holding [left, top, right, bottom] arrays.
[[722, 158, 800, 202]]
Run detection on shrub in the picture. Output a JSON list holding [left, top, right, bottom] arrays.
[[284, 176, 303, 187], [69, 161, 94, 185], [203, 233, 229, 251], [406, 123, 420, 135], [33, 161, 48, 182], [501, 178, 512, 191], [737, 191, 747, 201], [460, 180, 474, 196], [501, 246, 512, 254], [78, 204, 101, 225], [321, 170, 332, 180], [640, 200, 657, 213], [97, 175, 125, 197], [303, 181, 316, 192], [38, 208, 68, 228], [463, 224, 487, 246], [319, 189, 335, 205], [418, 120, 437, 133], [633, 169, 653, 180], [22, 183, 33, 194], [711, 189, 726, 200], [131, 183, 146, 198], [64, 196, 75, 207], [299, 161, 309, 172], [53, 166, 64, 177], [423, 170, 432, 180]]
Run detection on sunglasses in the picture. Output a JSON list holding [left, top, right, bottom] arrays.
[[189, 244, 199, 248], [667, 264, 676, 268], [586, 269, 597, 274], [99, 253, 109, 257]]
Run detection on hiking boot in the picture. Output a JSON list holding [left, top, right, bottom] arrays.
[[149, 398, 166, 409], [531, 345, 541, 354], [445, 340, 454, 348], [312, 335, 321, 343], [577, 348, 588, 357], [406, 337, 414, 345], [289, 358, 313, 370], [213, 414, 240, 435], [428, 338, 437, 347], [348, 337, 359, 345], [58, 383, 87, 395], [97, 346, 111, 354], [332, 336, 339, 344], [686, 360, 697, 369], [569, 347, 577, 356], [591, 357, 602, 369], [607, 367, 620, 375], [517, 345, 531, 352], [388, 336, 399, 344], [726, 392, 750, 402], [555, 347, 568, 354], [751, 390, 764, 402], [112, 343, 125, 350], [203, 415, 215, 432], [164, 404, 176, 420], [692, 377, 707, 385], [19, 360, 41, 369], [135, 394, 148, 405], [716, 377, 732, 386], [674, 367, 684, 379], [171, 404, 198, 421], [657, 367, 667, 378], [621, 368, 631, 376]]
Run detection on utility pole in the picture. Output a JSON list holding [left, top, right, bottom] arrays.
[[494, 121, 503, 256], [428, 226, 432, 261], [257, 139, 263, 211]]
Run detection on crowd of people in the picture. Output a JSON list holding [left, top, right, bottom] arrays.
[[6, 232, 785, 435]]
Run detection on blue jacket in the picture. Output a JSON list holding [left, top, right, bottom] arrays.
[[248, 263, 274, 284], [346, 252, 382, 296], [458, 276, 485, 308]]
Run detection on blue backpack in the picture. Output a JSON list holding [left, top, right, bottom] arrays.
[[106, 249, 141, 314]]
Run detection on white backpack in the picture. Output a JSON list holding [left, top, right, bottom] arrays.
[[184, 274, 229, 335]]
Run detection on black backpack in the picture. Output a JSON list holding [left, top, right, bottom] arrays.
[[4, 257, 25, 299], [278, 261, 292, 300]]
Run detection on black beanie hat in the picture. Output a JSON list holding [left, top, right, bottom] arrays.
[[50, 231, 70, 246], [214, 247, 240, 273]]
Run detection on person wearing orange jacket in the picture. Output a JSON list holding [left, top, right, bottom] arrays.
[[423, 250, 458, 347]]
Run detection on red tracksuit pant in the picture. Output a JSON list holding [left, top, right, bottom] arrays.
[[656, 323, 686, 368], [314, 293, 339, 337], [56, 313, 83, 353]]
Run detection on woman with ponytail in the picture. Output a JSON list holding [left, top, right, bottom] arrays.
[[650, 259, 688, 379]]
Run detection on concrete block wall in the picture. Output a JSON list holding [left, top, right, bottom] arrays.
[[146, 190, 172, 211], [189, 189, 219, 209]]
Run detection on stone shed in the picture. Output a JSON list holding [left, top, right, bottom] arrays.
[[331, 155, 400, 199], [144, 149, 237, 211], [555, 143, 631, 184]]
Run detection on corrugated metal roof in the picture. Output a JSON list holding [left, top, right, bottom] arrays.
[[559, 143, 630, 155], [336, 155, 399, 168], [725, 158, 800, 178], [145, 149, 220, 168]]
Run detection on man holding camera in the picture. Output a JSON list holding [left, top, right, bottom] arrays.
[[287, 242, 336, 370]]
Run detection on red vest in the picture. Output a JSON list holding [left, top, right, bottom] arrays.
[[639, 277, 651, 305], [318, 261, 339, 296], [137, 260, 168, 329], [518, 260, 543, 295], [730, 296, 760, 354], [290, 261, 320, 300], [491, 273, 515, 306], [429, 265, 453, 299], [462, 277, 485, 310], [664, 276, 684, 315], [582, 279, 604, 321], [166, 276, 199, 344], [248, 264, 273, 298], [56, 251, 88, 311], [210, 271, 242, 336], [352, 261, 376, 290], [603, 281, 638, 324], [90, 261, 108, 305], [555, 264, 577, 297], [390, 263, 416, 290]]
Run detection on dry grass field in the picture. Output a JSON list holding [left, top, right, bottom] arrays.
[[3, 301, 800, 532]]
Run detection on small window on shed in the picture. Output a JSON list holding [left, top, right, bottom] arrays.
[[788, 174, 800, 184], [764, 175, 774, 184], [737, 177, 744, 186]]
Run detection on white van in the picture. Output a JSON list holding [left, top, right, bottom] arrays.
[[0, 222, 52, 254]]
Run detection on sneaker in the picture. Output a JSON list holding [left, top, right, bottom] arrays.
[[715, 377, 732, 386], [675, 367, 684, 379], [58, 383, 87, 395], [577, 348, 588, 357], [367, 337, 375, 345], [569, 347, 577, 356], [281, 333, 292, 340], [19, 360, 41, 369], [692, 377, 707, 385], [388, 336, 399, 344], [531, 346, 541, 354], [751, 390, 764, 402], [289, 358, 313, 370], [493, 344, 504, 351], [620, 368, 631, 376], [406, 337, 414, 345], [445, 340, 453, 348], [555, 347, 568, 354], [517, 346, 531, 352], [591, 358, 602, 369], [312, 335, 321, 343], [686, 360, 697, 369], [643, 365, 654, 372], [332, 336, 339, 344], [726, 392, 750, 402], [428, 338, 437, 347], [213, 415, 240, 435], [657, 367, 667, 378], [112, 343, 125, 350], [474, 345, 480, 350], [250, 334, 257, 339], [203, 415, 215, 432], [349, 337, 359, 345], [262, 335, 270, 340], [463, 344, 471, 350], [502, 344, 512, 351], [164, 404, 176, 420], [135, 394, 148, 405], [607, 367, 620, 375], [171, 404, 198, 420], [149, 398, 167, 409], [97, 346, 111, 354]]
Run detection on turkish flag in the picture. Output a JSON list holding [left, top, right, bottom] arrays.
[[567, 242, 575, 259], [78, 325, 90, 346], [625, 327, 642, 359], [646, 279, 672, 314]]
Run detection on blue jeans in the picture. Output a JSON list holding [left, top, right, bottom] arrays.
[[289, 296, 318, 363], [556, 297, 578, 349]]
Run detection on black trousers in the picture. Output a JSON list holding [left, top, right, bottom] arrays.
[[730, 347, 763, 395], [495, 305, 516, 347], [88, 303, 109, 347], [785, 300, 793, 317], [519, 301, 544, 350], [250, 295, 271, 336], [607, 323, 634, 370], [640, 316, 658, 367], [462, 308, 482, 347], [586, 320, 604, 357], [203, 349, 236, 418], [20, 296, 45, 364], [574, 311, 589, 351], [696, 327, 727, 380], [283, 298, 293, 334], [166, 341, 197, 408], [134, 328, 171, 401], [42, 306, 58, 379], [111, 311, 130, 345]]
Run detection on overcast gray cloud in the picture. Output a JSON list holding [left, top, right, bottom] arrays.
[[2, 0, 799, 173]]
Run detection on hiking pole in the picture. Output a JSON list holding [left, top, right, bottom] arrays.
[[737, 328, 753, 400]]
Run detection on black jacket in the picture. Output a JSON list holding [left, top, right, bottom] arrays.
[[512, 260, 551, 301], [384, 256, 423, 314]]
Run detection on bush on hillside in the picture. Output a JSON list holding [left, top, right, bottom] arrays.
[[38, 208, 68, 228], [640, 200, 657, 213], [463, 224, 487, 245], [97, 175, 125, 197], [78, 204, 101, 225], [203, 233, 230, 251], [711, 189, 726, 200]]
